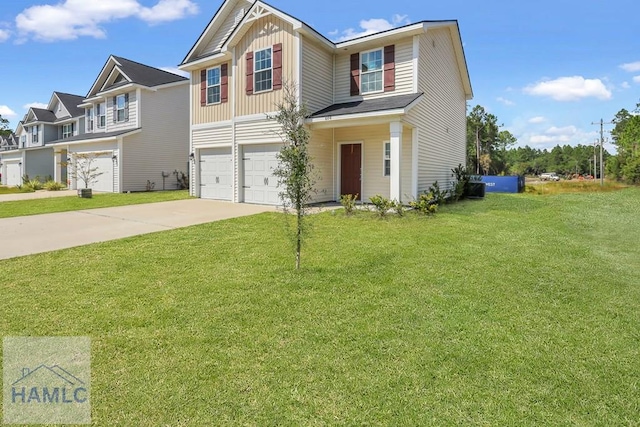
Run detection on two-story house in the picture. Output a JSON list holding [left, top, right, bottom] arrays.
[[179, 0, 472, 205], [48, 55, 190, 192], [0, 92, 85, 187]]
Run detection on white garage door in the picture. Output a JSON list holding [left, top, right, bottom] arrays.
[[200, 147, 232, 200], [242, 144, 280, 205], [76, 154, 113, 192], [6, 162, 21, 187]]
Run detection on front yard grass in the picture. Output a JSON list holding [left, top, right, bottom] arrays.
[[0, 186, 34, 195], [0, 190, 191, 218], [1, 188, 639, 425]]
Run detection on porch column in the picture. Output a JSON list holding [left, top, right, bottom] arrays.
[[390, 121, 403, 202], [53, 150, 62, 184]]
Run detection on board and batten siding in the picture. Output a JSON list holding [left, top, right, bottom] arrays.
[[301, 38, 333, 114], [308, 128, 334, 203], [25, 147, 54, 180], [122, 84, 190, 192], [235, 16, 296, 117], [200, 0, 249, 57], [192, 68, 232, 125], [68, 142, 120, 193], [334, 37, 414, 104], [106, 91, 138, 133], [407, 28, 467, 193]]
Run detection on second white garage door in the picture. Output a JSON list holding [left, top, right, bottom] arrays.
[[200, 147, 232, 201], [75, 153, 113, 192], [5, 162, 21, 187], [242, 144, 280, 205]]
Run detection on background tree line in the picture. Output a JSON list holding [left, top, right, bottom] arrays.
[[608, 102, 640, 183], [466, 105, 612, 177]]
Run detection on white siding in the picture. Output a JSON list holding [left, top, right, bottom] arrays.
[[334, 37, 414, 104], [401, 127, 413, 202], [122, 83, 190, 192], [308, 128, 334, 203], [193, 125, 232, 147], [106, 91, 138, 133], [407, 29, 467, 193], [301, 38, 333, 114], [235, 118, 283, 144]]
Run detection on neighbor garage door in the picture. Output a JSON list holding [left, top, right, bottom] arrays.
[[200, 147, 232, 201], [5, 162, 21, 187], [76, 153, 113, 192], [242, 144, 280, 205]]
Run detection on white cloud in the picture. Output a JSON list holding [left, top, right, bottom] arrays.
[[621, 81, 631, 89], [546, 125, 577, 136], [0, 105, 17, 117], [528, 116, 546, 124], [0, 29, 10, 42], [633, 76, 640, 84], [496, 97, 515, 106], [620, 61, 640, 72], [519, 125, 599, 149], [23, 102, 48, 110], [333, 14, 411, 42], [160, 67, 189, 78], [15, 0, 198, 42], [523, 76, 612, 101]]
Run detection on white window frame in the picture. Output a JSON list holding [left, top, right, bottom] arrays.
[[31, 125, 39, 144], [254, 47, 273, 94], [97, 103, 106, 128], [383, 141, 391, 177], [116, 94, 126, 123], [62, 123, 74, 139], [206, 66, 221, 105], [86, 108, 94, 132], [360, 48, 384, 95]]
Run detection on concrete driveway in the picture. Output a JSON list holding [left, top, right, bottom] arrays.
[[0, 199, 275, 260]]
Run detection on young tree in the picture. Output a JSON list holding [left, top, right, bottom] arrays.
[[270, 82, 315, 270], [0, 114, 10, 137]]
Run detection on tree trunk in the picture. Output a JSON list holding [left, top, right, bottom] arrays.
[[295, 210, 302, 270]]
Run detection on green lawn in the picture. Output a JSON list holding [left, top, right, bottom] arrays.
[[0, 186, 33, 195], [1, 189, 639, 425], [0, 190, 191, 218]]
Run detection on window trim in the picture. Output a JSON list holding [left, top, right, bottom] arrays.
[[86, 108, 94, 132], [360, 48, 384, 95], [206, 66, 222, 105], [383, 141, 391, 177], [31, 125, 39, 144], [97, 103, 106, 128], [254, 47, 273, 94], [62, 123, 74, 139], [115, 94, 126, 123]]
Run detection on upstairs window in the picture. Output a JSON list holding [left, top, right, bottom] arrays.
[[21, 135, 26, 147], [115, 94, 128, 123], [361, 49, 383, 94], [62, 123, 74, 139], [31, 125, 39, 143], [207, 67, 221, 104], [97, 103, 106, 128], [86, 108, 94, 132], [254, 47, 272, 93]]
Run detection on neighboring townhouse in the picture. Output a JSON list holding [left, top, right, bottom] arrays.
[[0, 92, 85, 187], [47, 55, 190, 192], [179, 0, 472, 205]]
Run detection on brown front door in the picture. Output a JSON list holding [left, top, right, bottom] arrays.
[[341, 143, 362, 200]]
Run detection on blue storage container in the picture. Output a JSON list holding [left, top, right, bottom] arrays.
[[480, 175, 524, 193]]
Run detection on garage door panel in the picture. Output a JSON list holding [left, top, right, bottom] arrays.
[[242, 144, 281, 205], [200, 147, 232, 201], [74, 155, 113, 192], [6, 163, 21, 187]]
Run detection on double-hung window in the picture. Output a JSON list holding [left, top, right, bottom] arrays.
[[254, 47, 272, 93], [361, 49, 383, 94], [31, 125, 39, 144], [207, 67, 221, 104], [97, 103, 106, 128], [62, 123, 74, 139], [21, 135, 26, 147], [86, 108, 94, 132], [383, 142, 391, 176], [116, 94, 126, 122]]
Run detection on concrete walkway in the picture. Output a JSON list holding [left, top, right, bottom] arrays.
[[0, 199, 275, 260], [0, 189, 77, 202]]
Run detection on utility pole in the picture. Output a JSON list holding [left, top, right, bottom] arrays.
[[591, 119, 613, 186]]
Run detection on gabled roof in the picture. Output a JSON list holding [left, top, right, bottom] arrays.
[[29, 108, 57, 123], [87, 55, 188, 98], [53, 92, 85, 118]]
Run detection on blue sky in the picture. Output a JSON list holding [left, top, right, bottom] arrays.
[[1, 0, 639, 153]]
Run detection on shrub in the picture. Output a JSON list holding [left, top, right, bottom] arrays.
[[369, 195, 393, 217], [428, 181, 448, 205], [451, 164, 472, 201], [409, 193, 438, 215], [340, 194, 358, 216], [43, 180, 64, 191], [25, 179, 43, 191], [393, 200, 405, 217]]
